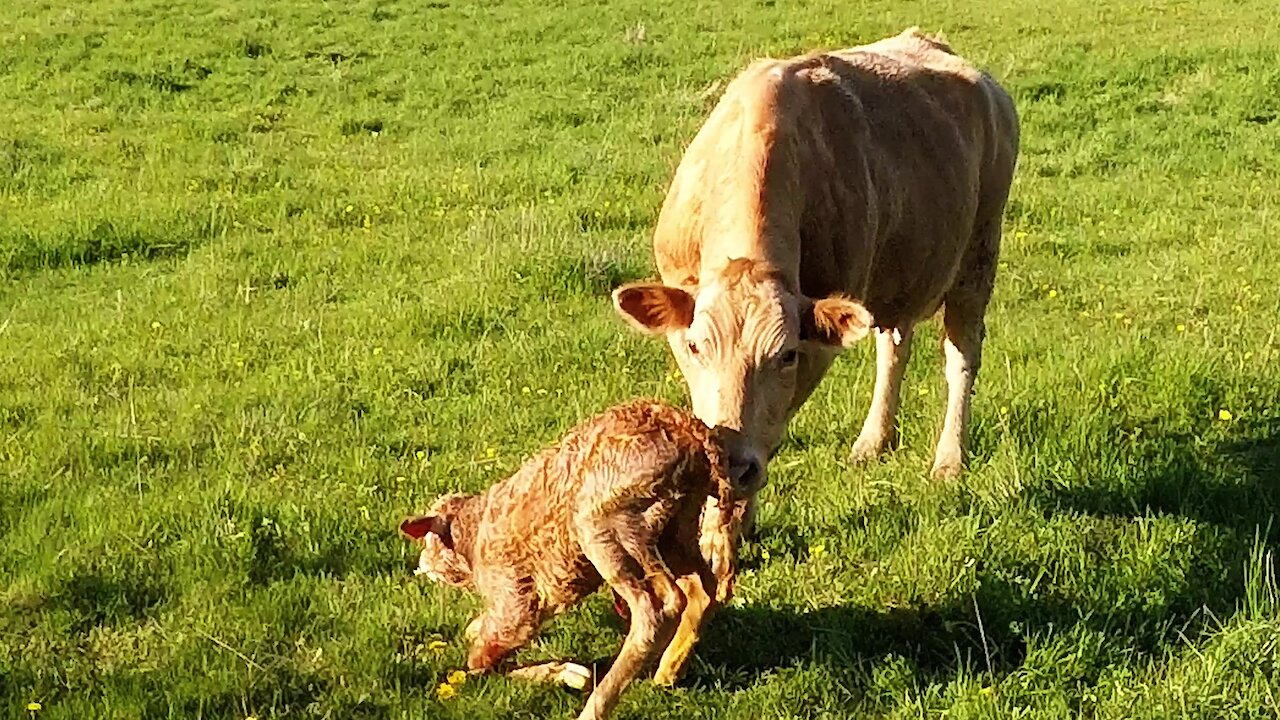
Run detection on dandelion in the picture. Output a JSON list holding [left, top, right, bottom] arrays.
[[435, 683, 457, 700], [447, 670, 468, 686], [917, 387, 929, 396], [485, 447, 496, 458], [1047, 289, 1058, 299], [1000, 406, 1009, 416], [1218, 409, 1233, 421], [27, 702, 41, 713], [521, 386, 531, 394], [809, 543, 825, 558], [416, 450, 426, 460], [1176, 323, 1186, 333], [344, 204, 354, 213], [373, 347, 383, 356], [428, 640, 448, 654]]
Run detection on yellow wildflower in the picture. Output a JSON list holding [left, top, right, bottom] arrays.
[[810, 543, 825, 557], [27, 702, 41, 712], [447, 669, 468, 686], [917, 387, 929, 396], [1000, 406, 1009, 416], [1218, 409, 1233, 421], [1047, 289, 1058, 299], [1176, 323, 1186, 333], [435, 683, 457, 700], [428, 640, 448, 653]]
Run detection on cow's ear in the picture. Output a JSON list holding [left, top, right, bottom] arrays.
[[801, 296, 873, 348], [612, 283, 695, 334]]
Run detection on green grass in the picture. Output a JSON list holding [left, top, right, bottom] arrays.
[[3, 0, 1280, 717]]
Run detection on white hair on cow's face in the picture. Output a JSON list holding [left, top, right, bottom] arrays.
[[613, 259, 873, 480]]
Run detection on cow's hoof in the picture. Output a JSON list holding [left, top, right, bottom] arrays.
[[930, 459, 963, 480], [849, 435, 893, 464]]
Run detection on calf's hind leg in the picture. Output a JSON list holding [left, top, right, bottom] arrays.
[[575, 515, 685, 720]]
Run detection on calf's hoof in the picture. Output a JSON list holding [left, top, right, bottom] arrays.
[[508, 661, 593, 691], [556, 662, 593, 691]]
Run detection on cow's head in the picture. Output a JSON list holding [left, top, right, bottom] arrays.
[[400, 493, 475, 588], [613, 259, 873, 485]]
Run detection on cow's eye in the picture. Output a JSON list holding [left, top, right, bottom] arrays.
[[779, 349, 799, 365], [686, 341, 700, 357]]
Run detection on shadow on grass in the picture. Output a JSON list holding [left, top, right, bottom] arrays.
[[685, 417, 1280, 691], [1038, 418, 1280, 531]]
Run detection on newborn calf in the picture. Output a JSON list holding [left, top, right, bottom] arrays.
[[401, 399, 754, 720]]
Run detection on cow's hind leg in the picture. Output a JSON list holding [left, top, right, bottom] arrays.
[[850, 326, 914, 463], [933, 218, 1000, 479]]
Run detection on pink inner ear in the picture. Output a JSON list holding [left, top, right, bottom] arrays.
[[400, 515, 435, 539]]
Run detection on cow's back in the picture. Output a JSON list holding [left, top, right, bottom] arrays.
[[654, 28, 1019, 328]]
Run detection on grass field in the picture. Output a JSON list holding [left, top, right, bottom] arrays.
[[3, 0, 1280, 717]]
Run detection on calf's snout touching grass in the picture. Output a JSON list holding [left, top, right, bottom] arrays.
[[400, 399, 755, 720]]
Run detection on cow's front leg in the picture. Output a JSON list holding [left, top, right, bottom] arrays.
[[932, 314, 983, 479], [850, 326, 914, 463]]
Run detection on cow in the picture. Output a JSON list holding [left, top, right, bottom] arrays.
[[612, 28, 1019, 501]]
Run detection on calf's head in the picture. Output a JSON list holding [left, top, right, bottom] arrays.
[[613, 259, 872, 482], [400, 493, 474, 588]]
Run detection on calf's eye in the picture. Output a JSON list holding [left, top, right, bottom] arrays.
[[687, 341, 700, 356], [779, 349, 799, 365]]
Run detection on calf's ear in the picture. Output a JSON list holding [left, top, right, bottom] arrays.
[[400, 514, 446, 541], [801, 296, 873, 348], [612, 283, 695, 334]]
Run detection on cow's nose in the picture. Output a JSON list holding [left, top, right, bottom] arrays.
[[729, 457, 764, 493]]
